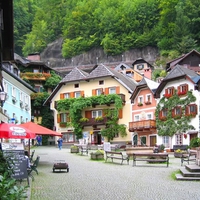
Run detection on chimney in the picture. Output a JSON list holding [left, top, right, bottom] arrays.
[[144, 68, 152, 79]]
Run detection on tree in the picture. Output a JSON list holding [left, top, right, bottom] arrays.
[[44, 71, 62, 91]]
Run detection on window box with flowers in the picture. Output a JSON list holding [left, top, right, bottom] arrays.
[[70, 145, 79, 153], [173, 115, 181, 119], [59, 122, 67, 127], [12, 97, 17, 104], [95, 116, 104, 122], [138, 102, 143, 106], [159, 116, 167, 121], [145, 101, 151, 105], [178, 91, 187, 96], [79, 117, 89, 122], [164, 94, 172, 98]]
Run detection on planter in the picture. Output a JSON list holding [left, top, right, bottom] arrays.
[[71, 148, 79, 153], [90, 154, 104, 160], [174, 152, 186, 158]]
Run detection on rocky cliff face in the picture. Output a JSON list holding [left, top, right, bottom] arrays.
[[40, 38, 159, 69]]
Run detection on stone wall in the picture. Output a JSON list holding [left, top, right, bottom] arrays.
[[40, 38, 159, 69]]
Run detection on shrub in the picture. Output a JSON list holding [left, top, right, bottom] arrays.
[[189, 137, 199, 148]]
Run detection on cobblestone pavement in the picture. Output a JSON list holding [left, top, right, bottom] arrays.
[[27, 146, 200, 200]]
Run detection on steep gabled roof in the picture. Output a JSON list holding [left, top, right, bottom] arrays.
[[130, 77, 158, 101], [44, 64, 138, 105], [61, 67, 89, 83], [155, 65, 199, 98], [166, 49, 200, 71], [132, 58, 154, 69]]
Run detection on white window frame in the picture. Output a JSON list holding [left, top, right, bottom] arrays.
[[75, 91, 81, 98], [138, 95, 143, 104], [96, 89, 102, 96], [12, 87, 16, 98], [3, 81, 8, 93], [64, 93, 70, 99], [146, 113, 153, 120], [146, 94, 152, 102], [92, 110, 102, 118], [134, 115, 140, 121], [61, 113, 67, 123], [109, 87, 116, 94], [162, 136, 169, 147]]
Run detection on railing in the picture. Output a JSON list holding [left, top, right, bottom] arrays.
[[20, 72, 51, 80], [128, 120, 156, 132], [81, 117, 108, 127]]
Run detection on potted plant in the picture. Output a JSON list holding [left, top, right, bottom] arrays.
[[90, 150, 104, 160], [174, 149, 187, 158], [95, 116, 104, 122], [158, 144, 165, 152], [70, 145, 79, 153], [138, 102, 143, 106], [79, 117, 89, 122]]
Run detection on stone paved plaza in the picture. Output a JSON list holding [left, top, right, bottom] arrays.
[[27, 146, 200, 200]]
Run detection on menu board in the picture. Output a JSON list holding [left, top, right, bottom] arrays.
[[2, 143, 28, 180]]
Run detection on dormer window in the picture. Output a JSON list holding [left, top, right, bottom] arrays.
[[137, 64, 144, 70]]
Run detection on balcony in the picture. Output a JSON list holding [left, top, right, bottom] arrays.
[[80, 117, 108, 127], [128, 120, 156, 132], [20, 72, 51, 81]]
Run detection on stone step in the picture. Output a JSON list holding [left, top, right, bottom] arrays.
[[176, 174, 200, 181], [185, 164, 200, 172], [180, 168, 200, 177]]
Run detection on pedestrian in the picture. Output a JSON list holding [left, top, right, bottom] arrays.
[[38, 135, 42, 146], [57, 137, 63, 150], [36, 135, 39, 146]]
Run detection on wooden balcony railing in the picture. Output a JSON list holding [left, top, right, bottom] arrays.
[[20, 72, 51, 80], [80, 117, 108, 127], [129, 120, 156, 132]]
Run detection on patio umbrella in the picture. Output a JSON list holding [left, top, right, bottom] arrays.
[[20, 122, 62, 136], [0, 123, 36, 139]]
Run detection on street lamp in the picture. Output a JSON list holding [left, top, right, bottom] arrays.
[[0, 91, 7, 107]]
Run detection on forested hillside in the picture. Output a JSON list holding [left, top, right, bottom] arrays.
[[14, 0, 200, 60]]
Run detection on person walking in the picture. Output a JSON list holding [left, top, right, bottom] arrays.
[[57, 137, 63, 150]]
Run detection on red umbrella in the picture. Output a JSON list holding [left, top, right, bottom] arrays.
[[0, 123, 36, 139], [20, 122, 62, 136]]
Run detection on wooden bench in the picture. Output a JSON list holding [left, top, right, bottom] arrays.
[[80, 145, 88, 155], [133, 153, 169, 167], [181, 150, 197, 166], [105, 151, 129, 165], [28, 156, 40, 181]]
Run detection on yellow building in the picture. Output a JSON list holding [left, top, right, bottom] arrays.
[[44, 64, 138, 146]]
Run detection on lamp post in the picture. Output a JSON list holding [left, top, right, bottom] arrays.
[[0, 91, 7, 107]]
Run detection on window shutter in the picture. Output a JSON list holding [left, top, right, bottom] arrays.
[[60, 93, 64, 99], [116, 86, 120, 94], [185, 84, 188, 92], [92, 89, 96, 96], [159, 111, 162, 118], [194, 104, 197, 114], [172, 108, 175, 117], [177, 86, 180, 94], [85, 111, 91, 118], [57, 114, 61, 123], [105, 88, 109, 95], [70, 92, 75, 98], [118, 109, 123, 119], [165, 89, 168, 95], [81, 91, 84, 97], [185, 106, 189, 115]]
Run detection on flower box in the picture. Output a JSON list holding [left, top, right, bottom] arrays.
[[164, 94, 172, 98], [70, 146, 79, 153], [138, 103, 143, 106], [145, 101, 151, 105]]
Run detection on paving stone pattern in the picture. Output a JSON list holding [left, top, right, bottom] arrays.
[[28, 146, 200, 200]]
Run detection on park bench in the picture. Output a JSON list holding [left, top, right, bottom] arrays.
[[80, 145, 88, 155], [181, 150, 197, 166], [132, 152, 169, 167], [105, 151, 129, 165]]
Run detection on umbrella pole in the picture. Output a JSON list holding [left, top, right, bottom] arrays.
[[28, 139, 30, 156]]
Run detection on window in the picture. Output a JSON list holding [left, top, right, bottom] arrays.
[[92, 110, 102, 118], [64, 93, 70, 99], [25, 96, 29, 105], [138, 96, 143, 104], [62, 133, 76, 143], [185, 104, 197, 116], [20, 92, 24, 101], [175, 134, 182, 145], [178, 84, 188, 95], [164, 87, 174, 98], [12, 87, 16, 97], [99, 80, 104, 85], [162, 136, 169, 147], [60, 113, 69, 123], [175, 107, 181, 115], [140, 136, 146, 145], [75, 91, 81, 98], [146, 94, 151, 102], [146, 113, 152, 120], [162, 109, 167, 117], [109, 87, 116, 94], [33, 69, 39, 73], [137, 64, 144, 70], [134, 115, 140, 121], [74, 83, 79, 88], [96, 89, 102, 96]]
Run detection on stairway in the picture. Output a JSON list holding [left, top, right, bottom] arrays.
[[176, 165, 200, 181]]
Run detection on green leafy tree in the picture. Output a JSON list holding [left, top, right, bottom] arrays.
[[44, 71, 62, 91]]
